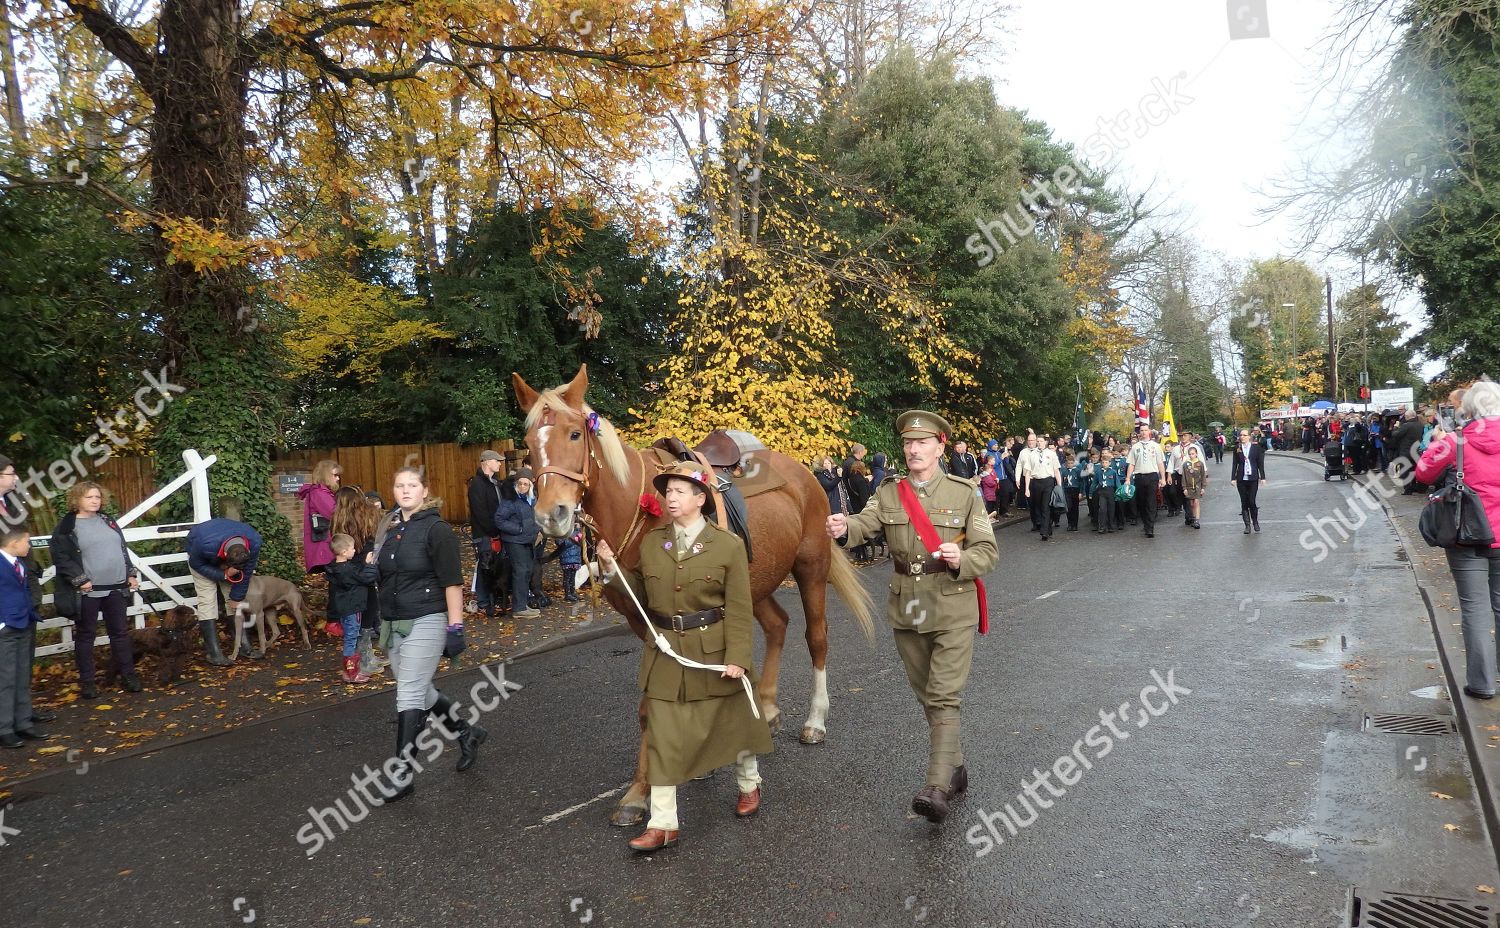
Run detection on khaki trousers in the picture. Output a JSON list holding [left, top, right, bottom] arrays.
[[893, 624, 975, 788]]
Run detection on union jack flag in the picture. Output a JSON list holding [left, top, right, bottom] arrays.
[[1135, 388, 1149, 424]]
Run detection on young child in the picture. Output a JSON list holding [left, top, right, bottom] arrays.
[[1061, 450, 1083, 532], [326, 533, 377, 683], [0, 527, 48, 747], [1095, 450, 1119, 534], [979, 460, 1000, 521]]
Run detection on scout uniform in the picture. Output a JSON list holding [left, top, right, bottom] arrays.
[[837, 410, 998, 823], [605, 462, 773, 848]]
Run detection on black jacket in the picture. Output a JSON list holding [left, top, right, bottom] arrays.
[[494, 481, 540, 545], [1231, 443, 1268, 483], [377, 503, 462, 621], [50, 511, 137, 619], [467, 468, 502, 538], [1392, 418, 1424, 459], [949, 451, 979, 479], [816, 468, 844, 514], [326, 557, 378, 619], [847, 470, 872, 514]]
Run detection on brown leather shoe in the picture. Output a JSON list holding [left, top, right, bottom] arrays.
[[628, 828, 680, 852], [735, 787, 761, 817], [911, 786, 949, 823], [949, 765, 968, 796]]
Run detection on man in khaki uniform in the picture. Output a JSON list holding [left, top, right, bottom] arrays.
[[826, 410, 998, 823]]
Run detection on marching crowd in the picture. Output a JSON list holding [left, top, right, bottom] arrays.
[[817, 424, 1274, 542]]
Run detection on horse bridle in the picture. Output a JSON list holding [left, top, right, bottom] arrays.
[[533, 412, 602, 492]]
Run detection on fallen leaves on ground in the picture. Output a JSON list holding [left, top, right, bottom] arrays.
[[1431, 791, 1455, 800]]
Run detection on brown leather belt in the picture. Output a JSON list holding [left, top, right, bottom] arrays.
[[893, 557, 949, 577], [649, 607, 725, 633]]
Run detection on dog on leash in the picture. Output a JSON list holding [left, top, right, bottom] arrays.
[[231, 574, 313, 660], [102, 605, 199, 688]]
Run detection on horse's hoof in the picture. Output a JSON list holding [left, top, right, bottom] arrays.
[[799, 726, 826, 745], [610, 804, 647, 828], [766, 713, 783, 735]]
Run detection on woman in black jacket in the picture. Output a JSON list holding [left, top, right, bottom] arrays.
[[815, 456, 847, 514], [375, 466, 486, 803], [51, 482, 140, 697]]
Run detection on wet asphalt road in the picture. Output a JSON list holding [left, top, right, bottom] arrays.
[[3, 453, 1496, 928]]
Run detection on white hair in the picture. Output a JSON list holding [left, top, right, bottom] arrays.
[[1462, 380, 1500, 420]]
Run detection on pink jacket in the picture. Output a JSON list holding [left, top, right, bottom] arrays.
[[1416, 417, 1500, 548], [298, 482, 337, 569]]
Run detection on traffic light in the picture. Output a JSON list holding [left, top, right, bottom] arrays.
[[1359, 386, 1370, 400]]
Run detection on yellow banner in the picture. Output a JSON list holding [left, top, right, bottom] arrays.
[[1161, 391, 1179, 443]]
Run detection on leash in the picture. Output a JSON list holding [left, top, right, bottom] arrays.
[[594, 560, 759, 720]]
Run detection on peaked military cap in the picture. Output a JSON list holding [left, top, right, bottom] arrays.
[[896, 409, 952, 442]]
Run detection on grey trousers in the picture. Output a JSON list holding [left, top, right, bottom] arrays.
[[0, 624, 35, 736], [1446, 546, 1500, 694], [387, 613, 446, 712]]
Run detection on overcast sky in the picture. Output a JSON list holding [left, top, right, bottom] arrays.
[[991, 0, 1368, 284]]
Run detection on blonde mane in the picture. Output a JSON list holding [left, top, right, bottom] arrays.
[[525, 387, 631, 486]]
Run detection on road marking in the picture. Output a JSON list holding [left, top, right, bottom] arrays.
[[1036, 590, 1059, 600], [523, 787, 624, 830]]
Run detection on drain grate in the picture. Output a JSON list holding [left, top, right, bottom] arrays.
[[1347, 888, 1498, 927], [1364, 713, 1458, 736]]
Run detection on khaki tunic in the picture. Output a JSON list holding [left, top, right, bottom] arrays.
[[609, 521, 772, 784], [842, 474, 999, 633]]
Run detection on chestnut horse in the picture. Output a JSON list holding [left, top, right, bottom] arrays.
[[513, 365, 874, 826]]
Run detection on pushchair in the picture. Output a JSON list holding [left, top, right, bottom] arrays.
[[1323, 442, 1348, 481]]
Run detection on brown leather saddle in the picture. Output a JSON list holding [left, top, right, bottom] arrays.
[[649, 430, 780, 560]]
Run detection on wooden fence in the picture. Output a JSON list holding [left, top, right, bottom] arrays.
[[81, 440, 525, 538]]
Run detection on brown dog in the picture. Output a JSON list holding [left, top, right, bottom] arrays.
[[102, 606, 200, 688], [231, 574, 312, 660]]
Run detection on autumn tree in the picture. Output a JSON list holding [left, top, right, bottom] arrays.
[[2, 0, 769, 574]]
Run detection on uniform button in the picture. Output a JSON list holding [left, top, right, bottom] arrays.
[[674, 585, 682, 591], [677, 565, 684, 570]]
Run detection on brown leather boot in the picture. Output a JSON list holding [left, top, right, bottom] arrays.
[[949, 764, 968, 796], [628, 828, 680, 851], [735, 787, 762, 817], [911, 786, 949, 823]]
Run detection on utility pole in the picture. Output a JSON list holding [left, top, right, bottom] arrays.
[[1326, 274, 1336, 404], [1361, 259, 1370, 409]]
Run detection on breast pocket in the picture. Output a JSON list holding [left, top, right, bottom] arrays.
[[700, 566, 726, 589], [878, 506, 910, 527]]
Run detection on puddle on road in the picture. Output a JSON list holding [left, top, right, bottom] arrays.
[[1294, 593, 1347, 604], [1291, 634, 1354, 671]]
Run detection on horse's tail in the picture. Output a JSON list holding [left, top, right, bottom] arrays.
[[827, 547, 875, 644]]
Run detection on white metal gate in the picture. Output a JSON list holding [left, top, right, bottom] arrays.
[[32, 449, 217, 658]]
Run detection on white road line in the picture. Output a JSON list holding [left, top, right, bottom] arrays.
[[1036, 590, 1059, 600], [523, 787, 624, 830]]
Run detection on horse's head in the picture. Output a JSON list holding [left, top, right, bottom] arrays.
[[512, 364, 628, 537]]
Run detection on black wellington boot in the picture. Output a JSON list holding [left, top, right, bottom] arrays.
[[199, 619, 232, 666], [1251, 507, 1261, 533], [381, 709, 427, 804], [1242, 508, 1252, 534], [430, 695, 488, 772]]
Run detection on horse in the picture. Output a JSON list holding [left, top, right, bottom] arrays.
[[513, 364, 874, 826]]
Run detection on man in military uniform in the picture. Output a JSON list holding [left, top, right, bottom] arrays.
[[826, 410, 998, 823]]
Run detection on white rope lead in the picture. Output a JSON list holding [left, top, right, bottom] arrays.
[[585, 562, 760, 719]]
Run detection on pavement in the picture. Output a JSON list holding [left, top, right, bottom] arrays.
[[2, 455, 1498, 928]]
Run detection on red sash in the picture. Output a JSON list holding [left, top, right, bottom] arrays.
[[896, 480, 989, 635]]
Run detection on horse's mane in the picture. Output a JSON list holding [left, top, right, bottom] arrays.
[[525, 387, 631, 486]]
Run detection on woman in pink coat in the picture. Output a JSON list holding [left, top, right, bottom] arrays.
[[298, 459, 341, 573], [1416, 381, 1500, 700]]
